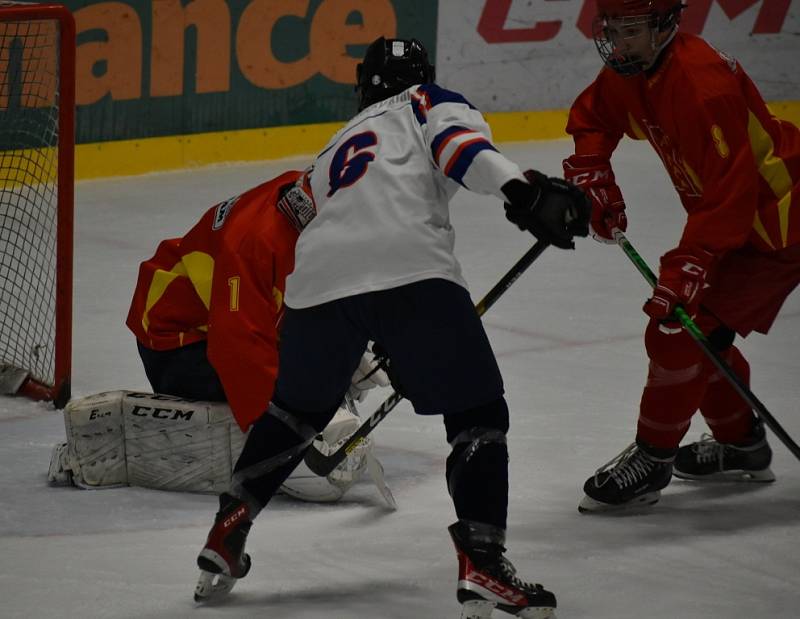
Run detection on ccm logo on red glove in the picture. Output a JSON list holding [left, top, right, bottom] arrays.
[[643, 248, 717, 320], [563, 154, 627, 243]]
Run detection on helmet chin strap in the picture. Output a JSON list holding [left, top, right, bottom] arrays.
[[641, 23, 678, 71]]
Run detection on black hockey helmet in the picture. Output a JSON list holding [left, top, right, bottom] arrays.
[[355, 37, 435, 111]]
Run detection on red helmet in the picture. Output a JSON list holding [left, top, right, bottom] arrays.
[[595, 0, 684, 19], [592, 0, 685, 75]]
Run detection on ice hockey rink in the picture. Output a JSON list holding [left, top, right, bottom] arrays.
[[1, 138, 799, 619]]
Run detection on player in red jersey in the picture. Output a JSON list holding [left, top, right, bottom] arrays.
[[126, 170, 315, 431], [563, 0, 800, 512], [125, 169, 389, 501]]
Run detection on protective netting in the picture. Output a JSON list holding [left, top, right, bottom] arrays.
[[0, 11, 60, 388]]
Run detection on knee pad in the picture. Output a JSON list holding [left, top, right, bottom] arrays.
[[645, 319, 704, 369], [446, 427, 508, 497], [443, 399, 510, 529], [443, 398, 509, 497]]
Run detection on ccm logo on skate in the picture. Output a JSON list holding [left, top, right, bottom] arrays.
[[223, 506, 247, 528], [467, 573, 526, 604], [129, 405, 195, 420]]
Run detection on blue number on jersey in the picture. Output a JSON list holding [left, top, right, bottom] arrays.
[[327, 131, 378, 197]]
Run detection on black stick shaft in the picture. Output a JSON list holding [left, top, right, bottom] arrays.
[[304, 241, 550, 476]]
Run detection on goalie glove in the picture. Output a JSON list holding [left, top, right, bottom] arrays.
[[280, 407, 396, 509], [347, 345, 391, 403], [563, 154, 627, 243]]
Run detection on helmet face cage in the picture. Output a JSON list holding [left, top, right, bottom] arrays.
[[592, 3, 683, 76], [355, 37, 435, 111]]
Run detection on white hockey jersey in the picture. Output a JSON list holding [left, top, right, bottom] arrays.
[[285, 83, 524, 308]]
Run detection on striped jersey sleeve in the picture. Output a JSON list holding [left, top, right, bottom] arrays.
[[411, 84, 523, 198]]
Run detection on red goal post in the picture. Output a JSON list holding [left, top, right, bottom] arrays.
[[0, 2, 74, 408]]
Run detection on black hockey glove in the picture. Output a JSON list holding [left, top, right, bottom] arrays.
[[502, 170, 591, 249]]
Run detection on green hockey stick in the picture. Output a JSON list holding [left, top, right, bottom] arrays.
[[615, 230, 800, 460]]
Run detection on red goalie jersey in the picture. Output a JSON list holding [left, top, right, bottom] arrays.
[[126, 170, 302, 430], [566, 33, 800, 255]]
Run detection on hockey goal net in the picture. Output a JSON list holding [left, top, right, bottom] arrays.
[[0, 2, 74, 408]]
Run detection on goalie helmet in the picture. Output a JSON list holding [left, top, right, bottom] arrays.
[[355, 36, 435, 112], [593, 0, 685, 76]]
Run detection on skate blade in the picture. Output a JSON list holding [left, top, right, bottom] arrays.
[[460, 599, 496, 618], [577, 490, 661, 514], [673, 467, 776, 483], [194, 569, 237, 603]]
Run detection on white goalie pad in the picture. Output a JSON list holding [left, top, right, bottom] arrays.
[[280, 407, 396, 509], [49, 391, 246, 493], [280, 407, 369, 502], [49, 392, 394, 506]]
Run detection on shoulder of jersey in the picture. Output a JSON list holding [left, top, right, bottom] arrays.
[[408, 83, 478, 124]]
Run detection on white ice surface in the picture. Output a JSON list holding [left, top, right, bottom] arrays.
[[1, 140, 799, 619]]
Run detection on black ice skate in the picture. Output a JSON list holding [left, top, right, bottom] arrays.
[[194, 492, 252, 602], [448, 520, 556, 619], [673, 421, 775, 482], [579, 442, 674, 513]]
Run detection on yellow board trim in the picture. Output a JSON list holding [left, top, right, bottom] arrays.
[[68, 100, 800, 181]]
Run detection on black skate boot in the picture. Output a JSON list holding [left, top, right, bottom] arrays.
[[448, 520, 556, 618], [673, 419, 775, 482], [194, 493, 252, 602], [579, 441, 674, 513]]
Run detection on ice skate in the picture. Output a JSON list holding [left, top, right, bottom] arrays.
[[194, 493, 252, 603], [579, 442, 674, 513], [449, 520, 556, 618], [673, 422, 775, 482]]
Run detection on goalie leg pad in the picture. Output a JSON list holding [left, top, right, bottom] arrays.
[[444, 398, 510, 530], [54, 391, 246, 493], [123, 392, 242, 493], [57, 390, 128, 488]]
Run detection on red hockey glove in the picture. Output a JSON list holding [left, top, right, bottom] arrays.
[[643, 247, 716, 320], [563, 154, 627, 243]]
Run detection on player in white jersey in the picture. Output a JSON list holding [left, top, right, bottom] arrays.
[[194, 37, 590, 617]]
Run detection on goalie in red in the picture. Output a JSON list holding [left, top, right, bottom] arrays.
[[126, 170, 316, 432], [125, 168, 390, 502], [563, 0, 800, 512], [49, 169, 390, 503]]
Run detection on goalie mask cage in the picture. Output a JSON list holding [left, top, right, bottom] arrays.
[[0, 2, 74, 408]]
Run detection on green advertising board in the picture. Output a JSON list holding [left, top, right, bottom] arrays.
[[59, 0, 436, 144]]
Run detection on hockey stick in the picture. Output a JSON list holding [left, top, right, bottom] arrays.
[[614, 230, 800, 460], [304, 240, 551, 476]]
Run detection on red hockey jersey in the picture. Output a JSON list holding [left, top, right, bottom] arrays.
[[126, 170, 302, 430], [566, 33, 800, 255]]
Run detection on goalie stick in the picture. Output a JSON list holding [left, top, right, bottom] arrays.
[[304, 240, 550, 476], [614, 230, 800, 461]]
